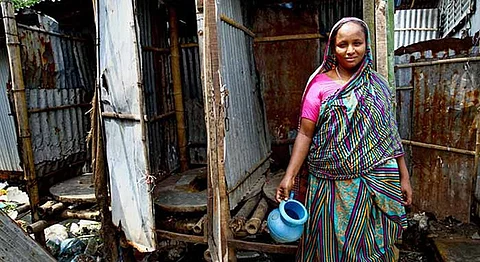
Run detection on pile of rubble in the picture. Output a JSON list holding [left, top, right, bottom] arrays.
[[0, 181, 103, 262]]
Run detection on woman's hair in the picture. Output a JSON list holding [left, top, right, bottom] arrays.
[[329, 20, 368, 48]]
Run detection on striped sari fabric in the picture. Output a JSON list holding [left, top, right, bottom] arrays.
[[296, 17, 407, 261]]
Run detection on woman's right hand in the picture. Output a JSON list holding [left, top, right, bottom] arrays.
[[276, 174, 295, 203]]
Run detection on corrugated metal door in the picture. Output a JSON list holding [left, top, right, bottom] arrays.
[[97, 0, 156, 252]]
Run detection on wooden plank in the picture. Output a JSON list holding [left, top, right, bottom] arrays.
[[228, 239, 297, 254], [0, 210, 56, 262], [49, 173, 96, 203], [203, 0, 231, 260], [156, 229, 207, 244]]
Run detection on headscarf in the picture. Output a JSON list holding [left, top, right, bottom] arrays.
[[303, 17, 404, 180]]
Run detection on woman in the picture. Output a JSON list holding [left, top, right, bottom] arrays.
[[276, 17, 412, 261]]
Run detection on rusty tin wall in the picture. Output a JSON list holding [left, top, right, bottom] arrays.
[[395, 39, 479, 222], [218, 0, 271, 209], [252, 1, 362, 165], [180, 37, 207, 166], [138, 1, 179, 175], [138, 1, 206, 175], [18, 18, 94, 181]]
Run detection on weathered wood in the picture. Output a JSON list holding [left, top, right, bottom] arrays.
[[26, 220, 49, 234], [363, 0, 376, 65], [169, 6, 189, 172], [158, 217, 197, 234], [0, 210, 55, 261], [15, 203, 31, 214], [263, 171, 285, 206], [60, 209, 100, 221], [0, 0, 44, 244], [156, 229, 207, 244], [49, 173, 96, 203], [154, 168, 207, 212], [227, 239, 297, 254], [254, 33, 324, 43], [374, 0, 388, 78], [204, 249, 212, 262], [50, 202, 66, 214], [38, 201, 56, 216], [203, 0, 232, 259], [229, 194, 260, 234], [245, 198, 268, 235], [193, 214, 207, 234]]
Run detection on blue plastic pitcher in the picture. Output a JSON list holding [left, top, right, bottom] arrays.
[[267, 192, 308, 243]]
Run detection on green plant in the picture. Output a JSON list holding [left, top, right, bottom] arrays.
[[11, 0, 41, 9]]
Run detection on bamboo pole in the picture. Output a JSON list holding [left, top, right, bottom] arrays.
[[193, 214, 207, 234], [402, 139, 475, 156], [220, 14, 255, 37], [245, 198, 268, 235], [38, 201, 56, 217], [473, 114, 480, 201], [27, 220, 49, 234], [15, 203, 31, 214], [60, 210, 100, 221], [254, 33, 324, 43], [0, 0, 44, 244], [155, 229, 207, 244], [169, 6, 189, 172], [229, 194, 260, 235], [395, 56, 480, 68]]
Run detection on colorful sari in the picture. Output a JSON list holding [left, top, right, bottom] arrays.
[[296, 17, 407, 261]]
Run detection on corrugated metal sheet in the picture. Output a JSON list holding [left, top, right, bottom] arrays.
[[98, 0, 155, 252], [180, 37, 207, 165], [439, 0, 474, 37], [394, 9, 439, 50], [16, 14, 94, 180], [253, 1, 362, 164], [218, 0, 270, 209], [0, 48, 22, 172], [395, 39, 479, 222], [395, 0, 440, 9], [137, 0, 179, 175]]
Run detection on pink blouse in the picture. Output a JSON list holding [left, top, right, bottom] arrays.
[[301, 73, 343, 122]]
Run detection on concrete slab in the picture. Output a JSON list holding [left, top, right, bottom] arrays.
[[434, 238, 480, 262]]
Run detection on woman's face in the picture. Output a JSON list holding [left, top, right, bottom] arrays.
[[334, 22, 367, 71]]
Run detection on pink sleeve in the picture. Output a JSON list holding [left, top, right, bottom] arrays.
[[301, 81, 323, 122]]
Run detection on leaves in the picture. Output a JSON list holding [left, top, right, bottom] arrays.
[[11, 0, 42, 9]]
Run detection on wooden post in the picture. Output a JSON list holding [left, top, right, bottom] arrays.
[[245, 198, 268, 235], [385, 0, 396, 90], [363, 0, 376, 67], [474, 114, 480, 207], [169, 6, 189, 172], [203, 0, 234, 260], [374, 0, 388, 78], [91, 0, 120, 258], [0, 0, 45, 244]]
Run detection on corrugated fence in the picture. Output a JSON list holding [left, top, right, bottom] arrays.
[[395, 38, 480, 222], [219, 0, 271, 209], [394, 8, 439, 50], [0, 47, 22, 173], [17, 15, 94, 181]]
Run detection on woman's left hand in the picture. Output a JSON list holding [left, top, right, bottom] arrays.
[[400, 177, 412, 206]]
